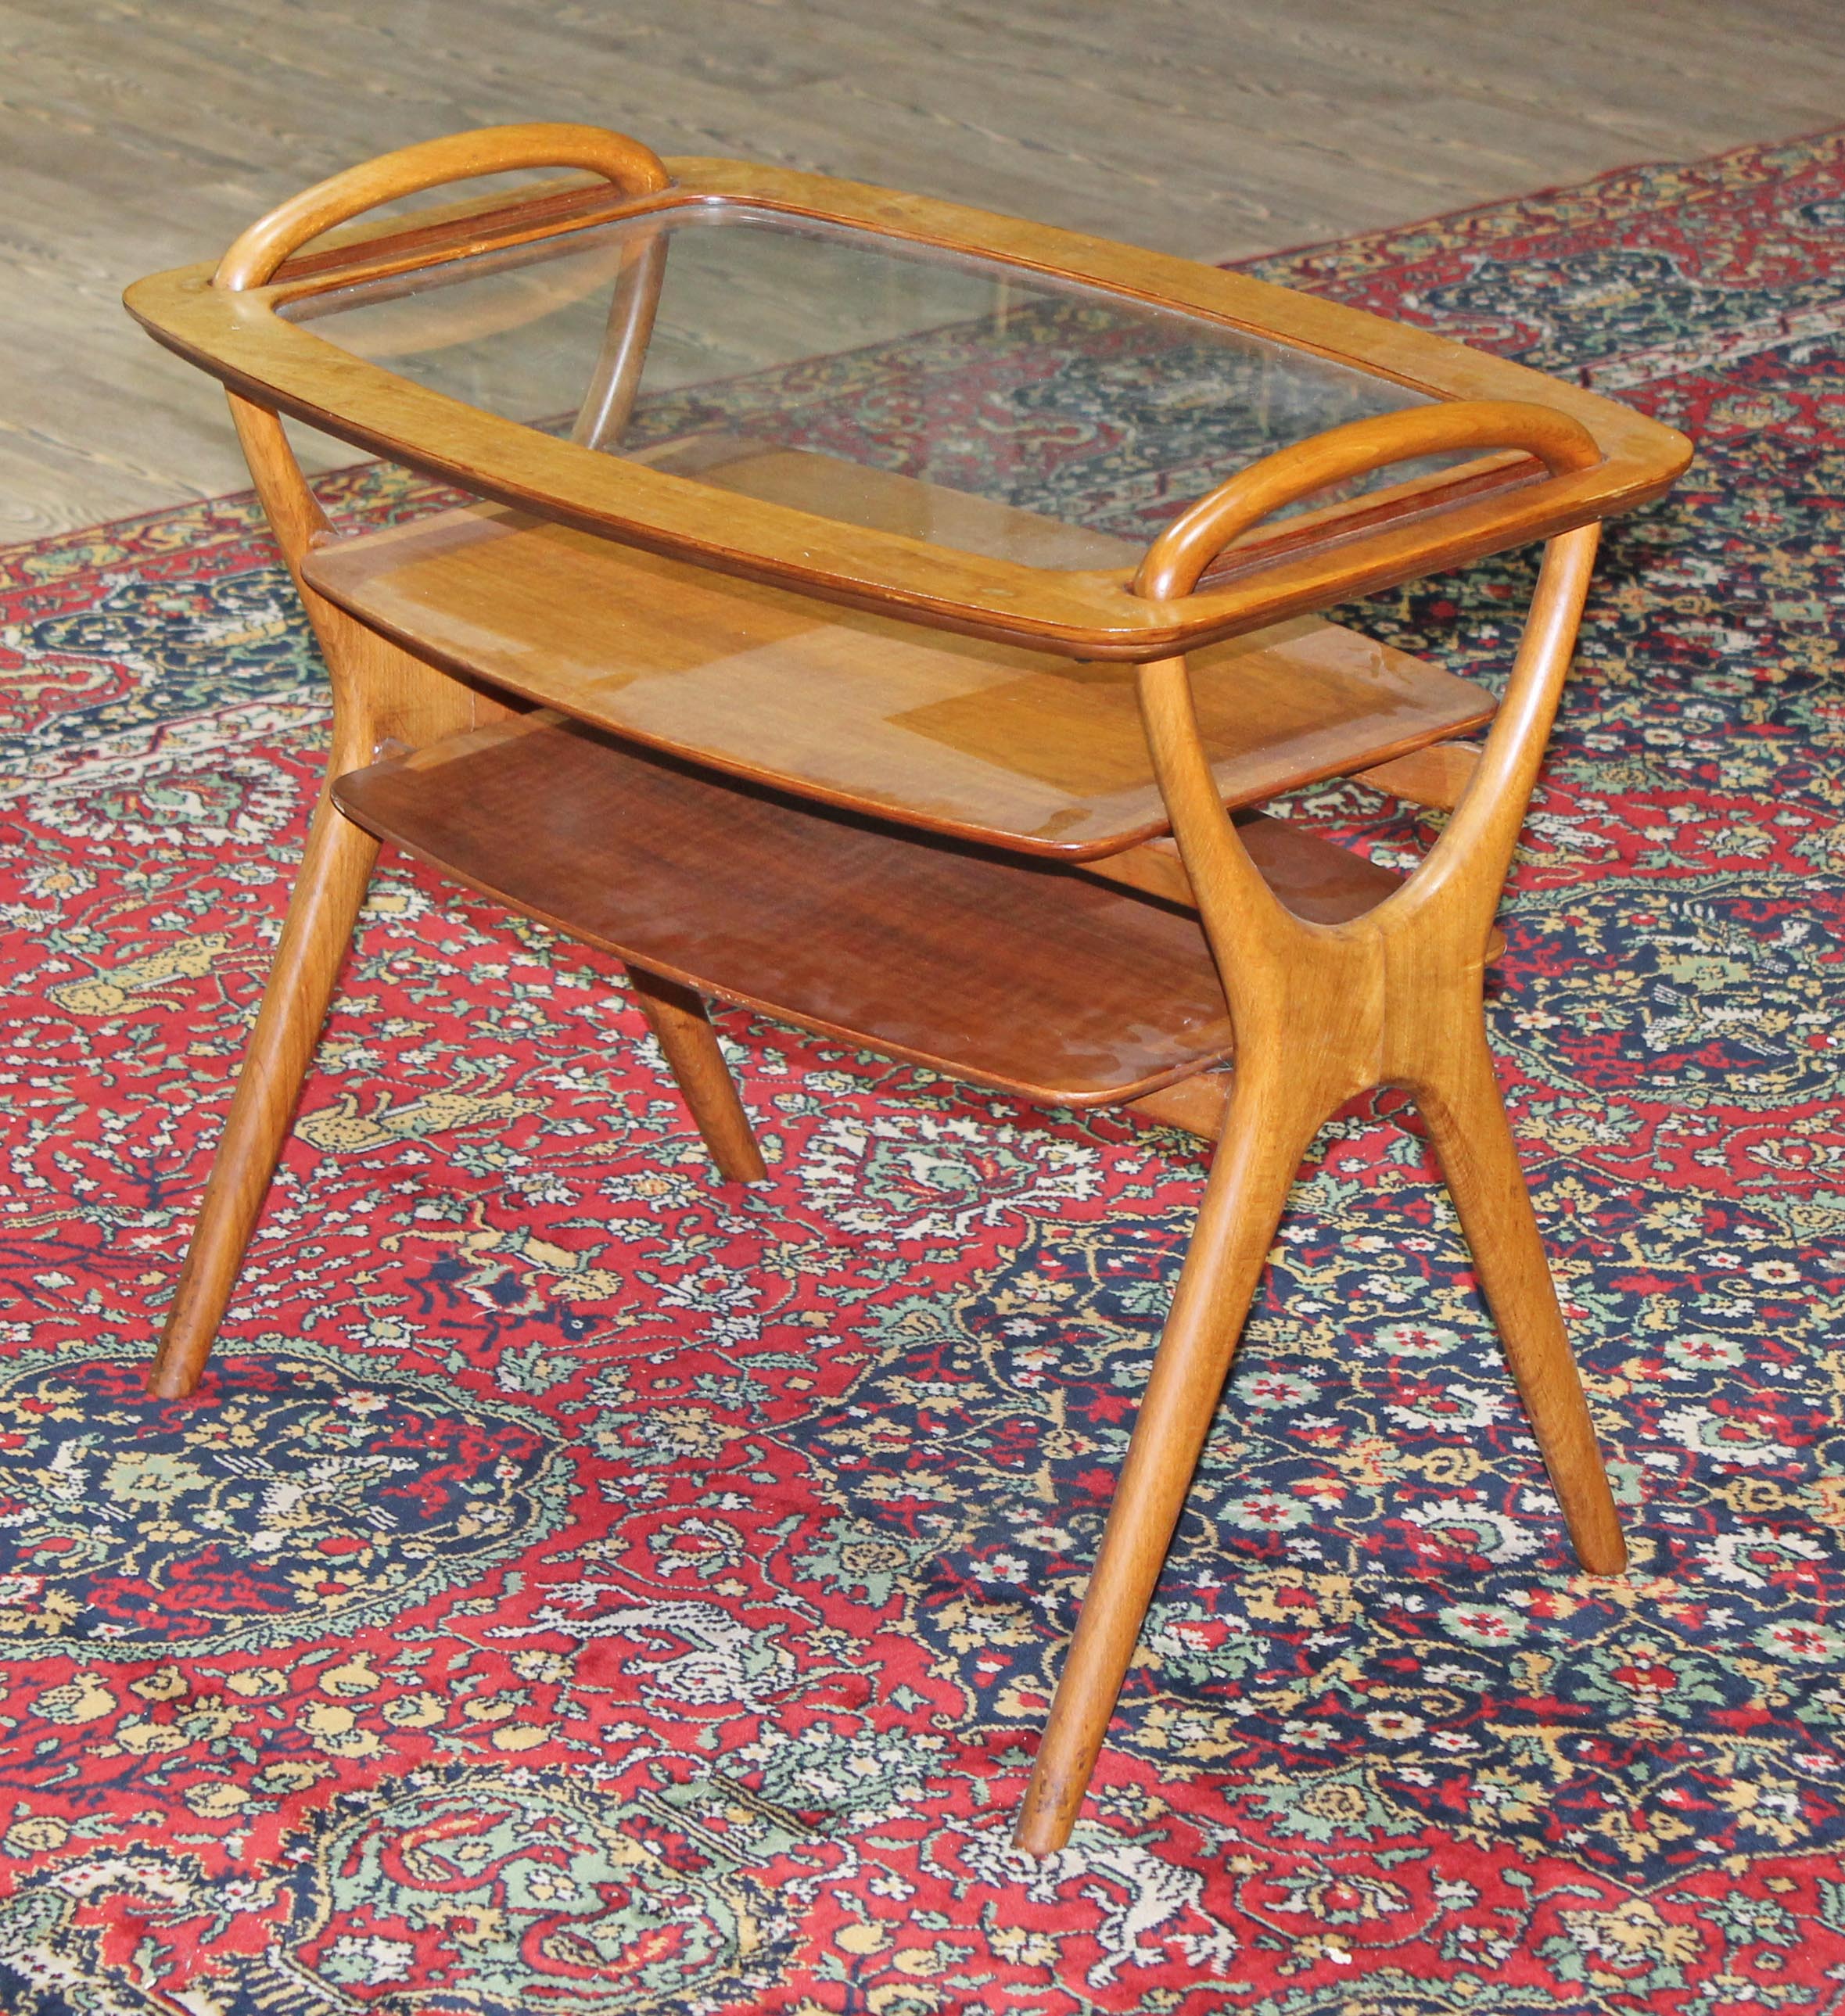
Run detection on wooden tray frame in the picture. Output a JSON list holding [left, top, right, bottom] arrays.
[[124, 136, 1689, 658]]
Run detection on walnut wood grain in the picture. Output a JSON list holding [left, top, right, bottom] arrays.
[[331, 712, 1420, 1109], [302, 503, 1495, 859]]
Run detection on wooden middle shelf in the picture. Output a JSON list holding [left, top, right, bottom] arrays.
[[303, 502, 1495, 861], [332, 712, 1406, 1107]]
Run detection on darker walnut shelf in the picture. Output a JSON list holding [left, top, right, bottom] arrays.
[[332, 711, 1405, 1108]]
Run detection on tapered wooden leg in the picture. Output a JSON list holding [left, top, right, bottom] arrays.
[[626, 966, 766, 1182], [149, 800, 379, 1399], [1413, 1037, 1627, 1577], [1014, 1074, 1326, 1855]]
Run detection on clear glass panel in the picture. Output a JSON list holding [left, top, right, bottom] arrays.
[[284, 199, 1443, 566]]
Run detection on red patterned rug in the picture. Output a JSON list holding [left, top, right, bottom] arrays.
[[2, 127, 1844, 2014]]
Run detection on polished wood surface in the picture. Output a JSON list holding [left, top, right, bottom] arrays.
[[214, 124, 673, 291], [573, 234, 669, 454], [148, 394, 504, 1399], [1357, 739, 1482, 812], [626, 964, 768, 1182], [1133, 400, 1603, 597], [138, 125, 1646, 1864], [124, 148, 1692, 658], [303, 501, 1496, 858], [1014, 522, 1625, 1856], [1080, 827, 1506, 965], [329, 711, 1442, 1110]]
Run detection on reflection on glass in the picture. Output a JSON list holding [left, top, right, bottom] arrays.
[[284, 201, 1444, 565]]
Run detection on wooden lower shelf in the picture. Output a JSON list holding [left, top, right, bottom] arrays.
[[332, 712, 1405, 1108]]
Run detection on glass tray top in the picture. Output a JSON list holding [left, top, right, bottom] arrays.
[[282, 200, 1445, 568], [127, 154, 1691, 655]]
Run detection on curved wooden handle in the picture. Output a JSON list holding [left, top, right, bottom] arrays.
[[214, 122, 672, 290], [1132, 398, 1603, 600]]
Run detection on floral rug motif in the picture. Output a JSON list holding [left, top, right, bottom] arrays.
[[2, 126, 1845, 2014]]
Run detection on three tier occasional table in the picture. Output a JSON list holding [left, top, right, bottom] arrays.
[[125, 124, 1691, 1853]]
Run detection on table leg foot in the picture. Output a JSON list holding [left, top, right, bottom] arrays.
[[627, 966, 766, 1183], [1014, 1071, 1324, 1854], [1414, 1036, 1628, 1577], [149, 800, 379, 1400]]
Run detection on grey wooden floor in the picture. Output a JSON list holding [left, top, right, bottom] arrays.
[[5, 0, 1842, 538]]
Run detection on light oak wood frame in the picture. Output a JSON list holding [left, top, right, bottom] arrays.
[[124, 142, 1692, 660], [135, 128, 1635, 1862], [146, 127, 746, 1399], [1013, 456, 1624, 1855]]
